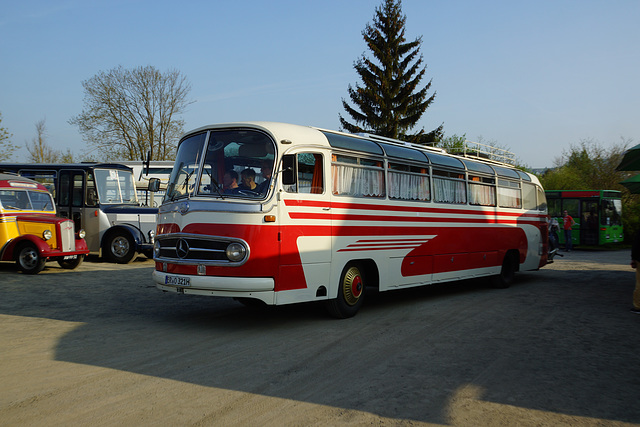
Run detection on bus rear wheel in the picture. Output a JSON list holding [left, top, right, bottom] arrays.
[[491, 252, 518, 288], [326, 263, 365, 318]]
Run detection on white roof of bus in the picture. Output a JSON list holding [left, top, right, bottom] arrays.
[[181, 122, 540, 185]]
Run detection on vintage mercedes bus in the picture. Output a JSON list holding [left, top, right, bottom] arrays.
[[152, 122, 549, 317]]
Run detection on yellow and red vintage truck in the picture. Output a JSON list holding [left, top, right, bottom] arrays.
[[0, 173, 89, 274]]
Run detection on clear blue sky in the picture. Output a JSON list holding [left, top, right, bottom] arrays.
[[1, 0, 638, 168]]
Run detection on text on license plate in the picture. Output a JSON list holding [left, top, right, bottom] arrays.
[[165, 275, 191, 287]]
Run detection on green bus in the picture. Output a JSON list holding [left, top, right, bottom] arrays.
[[545, 190, 623, 247]]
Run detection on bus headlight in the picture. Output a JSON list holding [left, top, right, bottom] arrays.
[[78, 229, 86, 239], [43, 229, 53, 240], [226, 242, 247, 262], [154, 240, 161, 258]]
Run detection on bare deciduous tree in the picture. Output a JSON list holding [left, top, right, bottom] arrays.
[[0, 112, 17, 161], [69, 65, 192, 161], [26, 118, 61, 163]]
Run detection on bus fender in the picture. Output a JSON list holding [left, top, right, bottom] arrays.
[[101, 224, 148, 263], [102, 224, 143, 250], [2, 235, 51, 262]]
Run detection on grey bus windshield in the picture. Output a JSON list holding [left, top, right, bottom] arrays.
[[165, 129, 276, 202], [94, 169, 139, 205]]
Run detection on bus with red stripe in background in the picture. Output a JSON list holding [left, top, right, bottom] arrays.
[[152, 122, 549, 318], [545, 190, 623, 248]]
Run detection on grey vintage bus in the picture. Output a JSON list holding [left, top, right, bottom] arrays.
[[0, 163, 159, 263]]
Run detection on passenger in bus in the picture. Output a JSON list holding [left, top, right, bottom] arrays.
[[238, 168, 257, 191], [223, 170, 239, 194], [255, 161, 273, 194]]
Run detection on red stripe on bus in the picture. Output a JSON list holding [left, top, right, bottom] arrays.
[[288, 212, 529, 225], [283, 199, 545, 220]]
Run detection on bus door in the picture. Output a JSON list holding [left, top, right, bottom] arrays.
[[581, 199, 599, 245], [279, 152, 331, 294], [58, 169, 85, 232]]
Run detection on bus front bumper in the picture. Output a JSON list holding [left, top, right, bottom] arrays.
[[152, 270, 276, 304]]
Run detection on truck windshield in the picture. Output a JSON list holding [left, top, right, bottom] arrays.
[[0, 189, 55, 211], [165, 129, 276, 202], [94, 169, 139, 205]]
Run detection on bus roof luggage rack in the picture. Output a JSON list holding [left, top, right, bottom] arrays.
[[357, 132, 446, 154], [449, 140, 517, 166], [320, 127, 517, 167]]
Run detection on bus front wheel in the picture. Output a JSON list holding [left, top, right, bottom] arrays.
[[16, 243, 47, 274], [326, 263, 365, 319], [105, 231, 137, 264]]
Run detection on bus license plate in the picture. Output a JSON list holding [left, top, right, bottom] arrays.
[[165, 275, 190, 287]]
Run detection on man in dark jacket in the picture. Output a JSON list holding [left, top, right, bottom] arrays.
[[631, 230, 640, 314]]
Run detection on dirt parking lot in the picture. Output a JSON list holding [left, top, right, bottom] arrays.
[[1, 250, 639, 426]]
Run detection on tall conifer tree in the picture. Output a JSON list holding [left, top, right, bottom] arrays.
[[340, 0, 442, 143]]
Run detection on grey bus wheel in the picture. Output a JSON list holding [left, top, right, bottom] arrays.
[[106, 231, 137, 264]]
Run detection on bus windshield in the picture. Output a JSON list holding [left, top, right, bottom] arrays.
[[94, 169, 139, 205], [603, 198, 622, 226], [165, 129, 276, 201]]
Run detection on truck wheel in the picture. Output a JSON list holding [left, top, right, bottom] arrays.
[[58, 255, 85, 269], [106, 231, 137, 264], [16, 243, 47, 274], [326, 263, 365, 318]]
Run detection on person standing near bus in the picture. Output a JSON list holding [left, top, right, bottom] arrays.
[[563, 210, 575, 251], [631, 230, 640, 314]]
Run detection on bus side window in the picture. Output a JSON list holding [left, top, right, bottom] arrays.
[[59, 172, 70, 207], [284, 153, 323, 194], [522, 183, 537, 210]]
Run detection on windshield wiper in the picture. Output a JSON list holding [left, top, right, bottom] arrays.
[[204, 169, 225, 199]]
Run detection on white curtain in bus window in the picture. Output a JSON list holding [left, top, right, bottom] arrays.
[[498, 180, 522, 208], [332, 164, 384, 197], [468, 182, 495, 206], [433, 171, 466, 204], [388, 171, 430, 201]]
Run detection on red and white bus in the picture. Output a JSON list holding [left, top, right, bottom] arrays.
[[152, 122, 549, 317]]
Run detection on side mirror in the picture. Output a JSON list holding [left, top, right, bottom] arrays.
[[282, 155, 296, 186], [148, 178, 161, 192]]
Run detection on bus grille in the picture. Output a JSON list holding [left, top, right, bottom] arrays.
[[155, 234, 238, 264], [60, 220, 76, 252]]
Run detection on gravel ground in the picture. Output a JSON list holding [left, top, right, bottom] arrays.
[[0, 250, 638, 426]]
